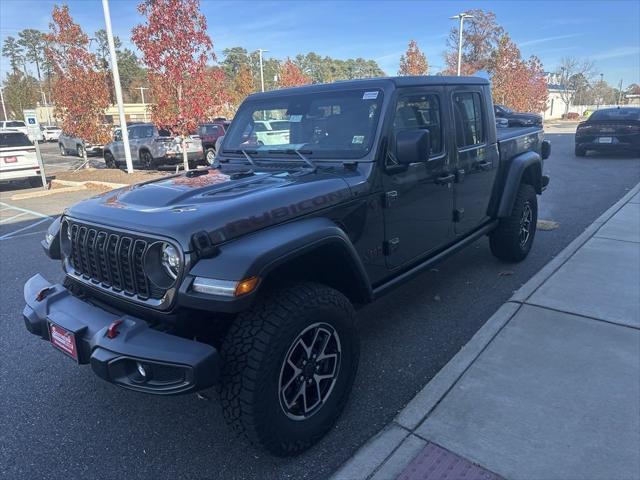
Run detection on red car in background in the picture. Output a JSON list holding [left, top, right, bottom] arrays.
[[198, 119, 230, 164]]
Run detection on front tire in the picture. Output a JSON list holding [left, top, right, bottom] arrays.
[[104, 151, 117, 169], [59, 143, 67, 156], [76, 145, 85, 158], [141, 150, 155, 170], [205, 147, 216, 165], [490, 183, 538, 262], [219, 282, 359, 456]]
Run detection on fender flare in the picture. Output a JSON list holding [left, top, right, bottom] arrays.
[[187, 217, 373, 304], [497, 151, 542, 217]]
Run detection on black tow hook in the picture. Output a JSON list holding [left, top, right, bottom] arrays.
[[35, 287, 53, 302]]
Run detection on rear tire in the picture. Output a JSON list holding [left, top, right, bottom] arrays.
[[574, 146, 587, 157], [59, 143, 66, 156], [219, 282, 359, 456], [490, 183, 538, 262]]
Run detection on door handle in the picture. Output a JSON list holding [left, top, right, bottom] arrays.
[[476, 160, 492, 171], [435, 173, 455, 185]]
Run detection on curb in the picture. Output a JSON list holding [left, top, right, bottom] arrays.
[[330, 181, 640, 480], [10, 185, 87, 201], [51, 179, 128, 189]]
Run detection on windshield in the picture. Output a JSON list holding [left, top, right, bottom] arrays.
[[224, 88, 383, 159], [0, 132, 32, 147], [589, 108, 640, 121]]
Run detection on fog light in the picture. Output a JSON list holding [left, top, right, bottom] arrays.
[[136, 362, 147, 379]]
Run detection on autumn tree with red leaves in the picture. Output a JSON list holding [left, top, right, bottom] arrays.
[[398, 40, 429, 76], [490, 35, 548, 112], [45, 5, 111, 165], [132, 0, 216, 171], [278, 58, 310, 88]]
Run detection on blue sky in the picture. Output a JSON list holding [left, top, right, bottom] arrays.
[[1, 0, 639, 87]]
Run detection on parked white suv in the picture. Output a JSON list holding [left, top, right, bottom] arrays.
[[0, 131, 42, 186], [0, 120, 45, 142], [41, 125, 62, 142], [103, 123, 202, 169]]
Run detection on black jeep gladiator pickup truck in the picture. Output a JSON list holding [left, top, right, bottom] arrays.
[[25, 76, 550, 456]]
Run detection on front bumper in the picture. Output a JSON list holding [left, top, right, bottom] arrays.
[[23, 274, 220, 395]]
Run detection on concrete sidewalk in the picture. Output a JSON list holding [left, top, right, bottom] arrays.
[[332, 184, 640, 480]]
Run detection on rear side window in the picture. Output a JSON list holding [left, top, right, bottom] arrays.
[[453, 92, 485, 147], [140, 125, 154, 138], [6, 121, 26, 128], [589, 109, 640, 121], [0, 132, 32, 147]]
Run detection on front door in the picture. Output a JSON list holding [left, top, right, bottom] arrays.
[[382, 88, 454, 269], [450, 89, 499, 235]]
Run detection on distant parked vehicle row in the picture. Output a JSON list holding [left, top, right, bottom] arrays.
[[0, 120, 43, 143], [0, 131, 42, 187], [575, 107, 640, 157], [494, 104, 542, 127], [103, 123, 203, 169]]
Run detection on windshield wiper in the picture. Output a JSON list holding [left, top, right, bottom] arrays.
[[266, 148, 316, 172]]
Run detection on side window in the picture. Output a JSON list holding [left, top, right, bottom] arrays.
[[388, 93, 443, 165], [128, 126, 139, 139], [453, 92, 485, 148], [142, 126, 154, 138]]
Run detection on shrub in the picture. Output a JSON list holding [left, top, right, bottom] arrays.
[[562, 112, 580, 120]]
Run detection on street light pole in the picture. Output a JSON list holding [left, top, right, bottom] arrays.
[[101, 0, 133, 173], [138, 86, 149, 122], [258, 49, 268, 92], [0, 88, 7, 121], [40, 90, 52, 125], [450, 12, 474, 76]]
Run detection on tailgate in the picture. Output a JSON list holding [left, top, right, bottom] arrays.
[[0, 147, 38, 172]]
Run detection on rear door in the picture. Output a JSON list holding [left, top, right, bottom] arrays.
[[450, 88, 499, 235], [382, 87, 454, 268], [111, 129, 123, 160]]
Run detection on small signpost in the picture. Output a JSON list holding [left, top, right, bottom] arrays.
[[23, 109, 47, 189]]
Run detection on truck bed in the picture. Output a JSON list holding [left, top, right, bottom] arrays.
[[496, 125, 542, 142]]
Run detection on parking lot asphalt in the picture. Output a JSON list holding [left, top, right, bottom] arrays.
[[1, 130, 639, 480]]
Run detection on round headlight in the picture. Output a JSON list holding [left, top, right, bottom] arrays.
[[161, 243, 181, 279]]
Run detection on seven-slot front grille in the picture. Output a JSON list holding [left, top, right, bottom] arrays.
[[67, 221, 165, 301]]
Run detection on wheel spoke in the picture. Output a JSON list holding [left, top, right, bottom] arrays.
[[285, 382, 305, 410]]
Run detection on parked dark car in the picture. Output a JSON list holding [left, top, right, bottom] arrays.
[[494, 104, 542, 127], [199, 119, 230, 164], [575, 107, 640, 157], [29, 76, 550, 456]]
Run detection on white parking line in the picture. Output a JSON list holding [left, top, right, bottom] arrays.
[[0, 217, 51, 240], [0, 201, 53, 241], [0, 212, 29, 224], [0, 202, 51, 219]]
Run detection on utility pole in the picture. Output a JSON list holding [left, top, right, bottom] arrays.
[[101, 0, 133, 173], [0, 88, 7, 121], [618, 78, 623, 105], [40, 90, 52, 125], [258, 49, 268, 92], [138, 86, 149, 122], [450, 12, 474, 76]]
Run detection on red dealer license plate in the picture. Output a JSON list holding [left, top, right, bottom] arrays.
[[48, 322, 79, 361]]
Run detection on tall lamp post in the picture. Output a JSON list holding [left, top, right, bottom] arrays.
[[101, 0, 133, 173], [450, 12, 474, 76], [0, 88, 7, 121], [257, 49, 268, 92]]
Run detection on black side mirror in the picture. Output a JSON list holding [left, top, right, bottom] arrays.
[[396, 129, 430, 164]]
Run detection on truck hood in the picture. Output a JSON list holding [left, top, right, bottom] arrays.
[[66, 167, 353, 250]]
